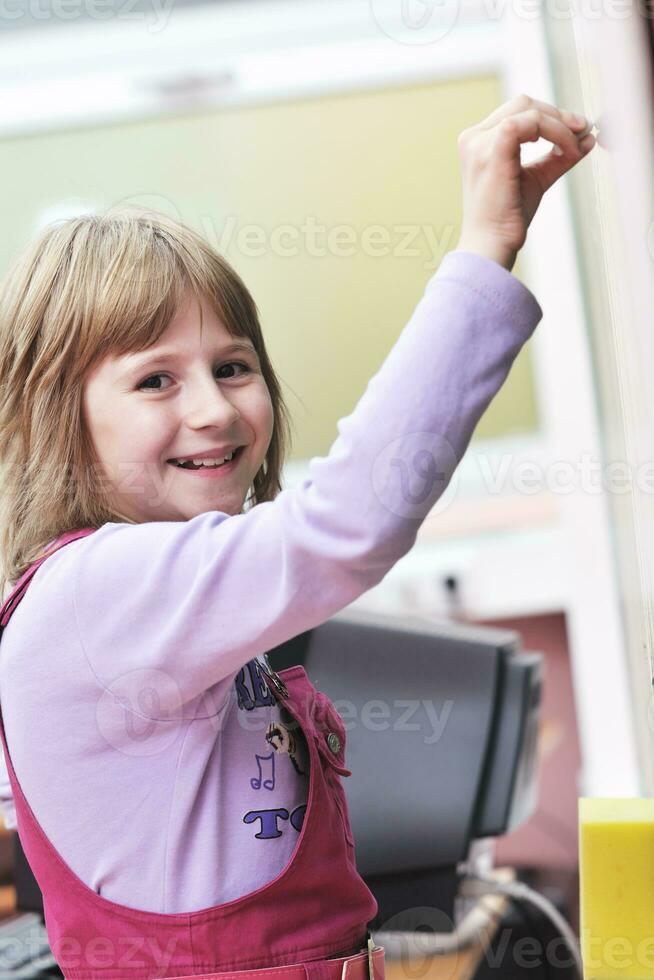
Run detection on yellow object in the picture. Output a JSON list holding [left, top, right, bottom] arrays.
[[580, 798, 654, 978]]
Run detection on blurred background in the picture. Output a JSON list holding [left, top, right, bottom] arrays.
[[1, 0, 653, 975]]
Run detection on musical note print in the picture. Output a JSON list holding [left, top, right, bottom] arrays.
[[250, 750, 276, 791]]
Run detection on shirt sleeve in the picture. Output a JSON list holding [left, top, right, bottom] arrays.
[[72, 251, 543, 709]]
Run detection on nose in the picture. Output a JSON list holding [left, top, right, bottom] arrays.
[[183, 370, 241, 430]]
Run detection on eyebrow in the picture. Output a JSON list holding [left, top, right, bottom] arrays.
[[124, 341, 258, 374]]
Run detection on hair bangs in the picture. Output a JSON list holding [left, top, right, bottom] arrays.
[[0, 204, 293, 591]]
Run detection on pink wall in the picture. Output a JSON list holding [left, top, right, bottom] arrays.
[[474, 612, 581, 871]]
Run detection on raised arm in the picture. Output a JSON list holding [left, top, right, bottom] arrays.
[[72, 96, 594, 710]]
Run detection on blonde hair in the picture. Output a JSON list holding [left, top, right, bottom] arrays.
[[0, 205, 293, 594]]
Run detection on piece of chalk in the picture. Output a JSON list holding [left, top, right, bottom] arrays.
[[552, 118, 597, 156], [576, 120, 596, 140]]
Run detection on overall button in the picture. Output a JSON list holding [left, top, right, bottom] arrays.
[[326, 732, 341, 755], [313, 691, 352, 775]]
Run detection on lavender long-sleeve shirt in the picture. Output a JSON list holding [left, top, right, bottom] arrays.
[[0, 251, 542, 913]]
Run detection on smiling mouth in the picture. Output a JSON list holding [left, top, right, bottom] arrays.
[[168, 446, 245, 470]]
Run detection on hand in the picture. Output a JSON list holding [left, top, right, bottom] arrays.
[[455, 94, 596, 271]]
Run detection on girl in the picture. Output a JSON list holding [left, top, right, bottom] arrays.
[[0, 95, 594, 980]]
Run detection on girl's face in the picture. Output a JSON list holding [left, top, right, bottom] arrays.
[[82, 288, 274, 523]]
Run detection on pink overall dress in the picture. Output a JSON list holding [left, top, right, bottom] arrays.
[[0, 529, 386, 980]]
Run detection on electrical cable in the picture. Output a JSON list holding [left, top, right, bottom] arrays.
[[463, 892, 550, 980], [459, 871, 582, 979], [511, 891, 551, 980]]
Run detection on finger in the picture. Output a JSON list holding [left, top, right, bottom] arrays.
[[525, 133, 596, 193], [481, 95, 588, 134], [471, 94, 588, 135], [493, 109, 584, 161], [576, 119, 595, 140]]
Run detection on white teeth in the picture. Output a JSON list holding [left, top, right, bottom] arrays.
[[174, 450, 237, 468], [191, 452, 235, 466]]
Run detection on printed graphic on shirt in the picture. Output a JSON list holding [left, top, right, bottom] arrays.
[[250, 750, 275, 790], [234, 659, 276, 711], [236, 659, 309, 843], [243, 804, 308, 840], [265, 720, 306, 776]]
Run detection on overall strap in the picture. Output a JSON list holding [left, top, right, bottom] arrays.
[[0, 527, 97, 631]]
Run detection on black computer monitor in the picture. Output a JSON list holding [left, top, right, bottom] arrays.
[[267, 607, 542, 932]]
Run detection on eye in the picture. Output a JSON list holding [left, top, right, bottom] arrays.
[[216, 362, 251, 380], [137, 362, 252, 392]]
